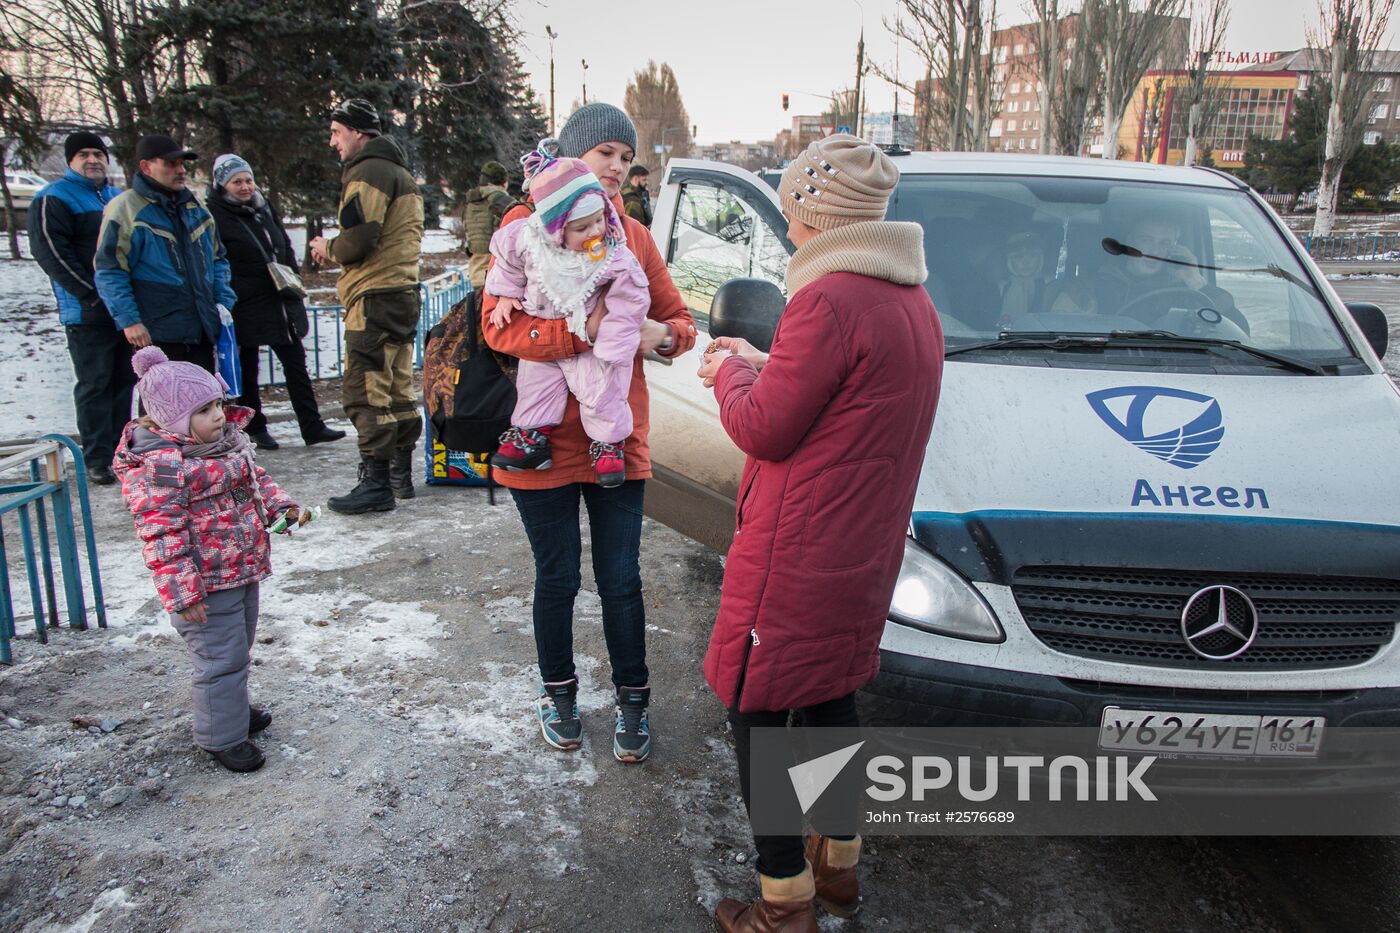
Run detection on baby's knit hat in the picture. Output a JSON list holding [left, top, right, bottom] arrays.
[[521, 146, 619, 245], [778, 134, 899, 231], [132, 346, 229, 438]]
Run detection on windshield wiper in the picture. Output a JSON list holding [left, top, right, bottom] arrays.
[[946, 329, 1325, 375], [1105, 330, 1325, 374], [1102, 238, 1320, 296], [945, 331, 1110, 357]]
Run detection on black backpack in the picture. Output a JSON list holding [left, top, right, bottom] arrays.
[[424, 291, 516, 498]]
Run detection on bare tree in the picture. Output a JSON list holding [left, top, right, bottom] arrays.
[[1311, 0, 1397, 236], [1135, 73, 1171, 159], [888, 0, 1002, 151], [0, 0, 171, 169], [1181, 0, 1232, 165], [623, 61, 693, 169], [823, 87, 862, 133], [1050, 3, 1107, 156], [1096, 0, 1187, 160], [1027, 0, 1065, 154], [0, 37, 45, 259]]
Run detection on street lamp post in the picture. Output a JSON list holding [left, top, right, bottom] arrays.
[[546, 25, 558, 136], [852, 0, 865, 137]]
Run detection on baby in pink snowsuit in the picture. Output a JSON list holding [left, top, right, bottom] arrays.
[[485, 150, 651, 486]]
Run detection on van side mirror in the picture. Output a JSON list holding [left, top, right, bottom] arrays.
[[709, 278, 785, 353], [1346, 302, 1389, 358]]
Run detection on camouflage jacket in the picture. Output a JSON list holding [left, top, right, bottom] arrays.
[[463, 185, 515, 256], [328, 136, 424, 313], [620, 184, 652, 226]]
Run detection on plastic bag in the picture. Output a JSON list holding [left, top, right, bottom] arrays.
[[215, 303, 243, 398]]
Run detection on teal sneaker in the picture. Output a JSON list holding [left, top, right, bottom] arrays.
[[613, 685, 651, 763], [537, 680, 583, 751]]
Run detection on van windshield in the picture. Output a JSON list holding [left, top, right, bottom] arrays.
[[885, 175, 1358, 369]]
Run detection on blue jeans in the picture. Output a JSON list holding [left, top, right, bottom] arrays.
[[509, 480, 649, 688]]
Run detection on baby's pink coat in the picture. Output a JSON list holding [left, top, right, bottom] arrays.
[[486, 219, 652, 442]]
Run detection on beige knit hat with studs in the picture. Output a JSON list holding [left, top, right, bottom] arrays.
[[778, 134, 899, 231]]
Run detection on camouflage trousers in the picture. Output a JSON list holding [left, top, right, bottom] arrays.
[[467, 252, 490, 290], [342, 288, 423, 461]]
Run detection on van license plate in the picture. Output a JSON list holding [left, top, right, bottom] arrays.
[[1098, 708, 1325, 758]]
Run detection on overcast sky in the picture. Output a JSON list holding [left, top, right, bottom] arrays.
[[507, 0, 1400, 145]]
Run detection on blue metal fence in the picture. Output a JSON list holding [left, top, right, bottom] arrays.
[[0, 435, 106, 664], [260, 266, 472, 386], [1300, 233, 1400, 262]]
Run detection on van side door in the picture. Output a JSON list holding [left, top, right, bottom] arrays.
[[642, 160, 793, 551]]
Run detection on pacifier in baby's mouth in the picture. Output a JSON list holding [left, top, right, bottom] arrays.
[[585, 237, 606, 261]]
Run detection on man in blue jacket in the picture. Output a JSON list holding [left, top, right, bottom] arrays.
[[29, 132, 129, 485], [95, 133, 237, 376]]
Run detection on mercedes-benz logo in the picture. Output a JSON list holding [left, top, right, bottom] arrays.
[[1181, 585, 1260, 660]]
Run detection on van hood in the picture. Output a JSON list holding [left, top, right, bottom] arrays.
[[912, 361, 1400, 583]]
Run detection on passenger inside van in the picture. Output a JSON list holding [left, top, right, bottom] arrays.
[[998, 229, 1051, 319]]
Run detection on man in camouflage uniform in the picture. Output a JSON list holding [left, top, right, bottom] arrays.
[[620, 165, 652, 226], [462, 161, 515, 289], [309, 99, 424, 514]]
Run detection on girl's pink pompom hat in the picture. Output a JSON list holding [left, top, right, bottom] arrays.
[[131, 346, 229, 437]]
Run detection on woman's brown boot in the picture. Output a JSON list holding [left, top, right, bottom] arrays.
[[804, 833, 861, 917], [713, 864, 818, 933]]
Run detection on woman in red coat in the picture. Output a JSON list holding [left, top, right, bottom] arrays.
[[697, 135, 944, 932]]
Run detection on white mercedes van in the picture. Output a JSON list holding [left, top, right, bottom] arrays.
[[639, 153, 1400, 763]]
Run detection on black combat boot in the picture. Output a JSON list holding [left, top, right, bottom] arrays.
[[327, 457, 395, 514], [389, 447, 416, 500]]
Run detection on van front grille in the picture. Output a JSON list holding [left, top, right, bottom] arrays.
[[1013, 567, 1400, 670]]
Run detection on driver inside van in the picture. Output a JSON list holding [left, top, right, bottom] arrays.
[[1096, 216, 1246, 332]]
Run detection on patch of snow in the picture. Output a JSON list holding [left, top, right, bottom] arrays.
[[0, 259, 83, 438], [29, 886, 136, 933]]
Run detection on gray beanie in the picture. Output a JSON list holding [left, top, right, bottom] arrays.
[[557, 103, 637, 158], [212, 153, 253, 189]]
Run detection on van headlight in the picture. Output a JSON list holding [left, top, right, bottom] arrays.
[[888, 537, 1004, 643]]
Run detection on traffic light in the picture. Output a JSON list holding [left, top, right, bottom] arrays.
[[782, 93, 790, 111]]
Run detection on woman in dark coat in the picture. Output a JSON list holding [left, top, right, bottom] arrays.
[[209, 154, 344, 450]]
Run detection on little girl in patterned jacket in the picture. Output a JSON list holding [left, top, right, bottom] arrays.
[[485, 146, 651, 486], [114, 346, 301, 773]]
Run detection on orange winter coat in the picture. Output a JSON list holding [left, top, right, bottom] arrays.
[[482, 195, 696, 488]]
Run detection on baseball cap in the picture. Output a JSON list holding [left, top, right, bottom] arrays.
[[134, 134, 198, 163]]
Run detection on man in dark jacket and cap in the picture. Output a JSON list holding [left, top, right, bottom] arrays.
[[30, 132, 129, 485], [310, 98, 424, 514], [94, 133, 237, 372], [462, 160, 514, 289]]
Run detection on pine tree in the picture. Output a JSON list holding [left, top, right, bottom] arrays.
[[145, 0, 406, 259]]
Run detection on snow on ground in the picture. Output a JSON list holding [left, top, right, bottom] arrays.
[[282, 225, 459, 256], [0, 256, 81, 437]]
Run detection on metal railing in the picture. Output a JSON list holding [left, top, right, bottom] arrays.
[[1300, 233, 1400, 262], [259, 266, 472, 386], [0, 435, 106, 664]]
